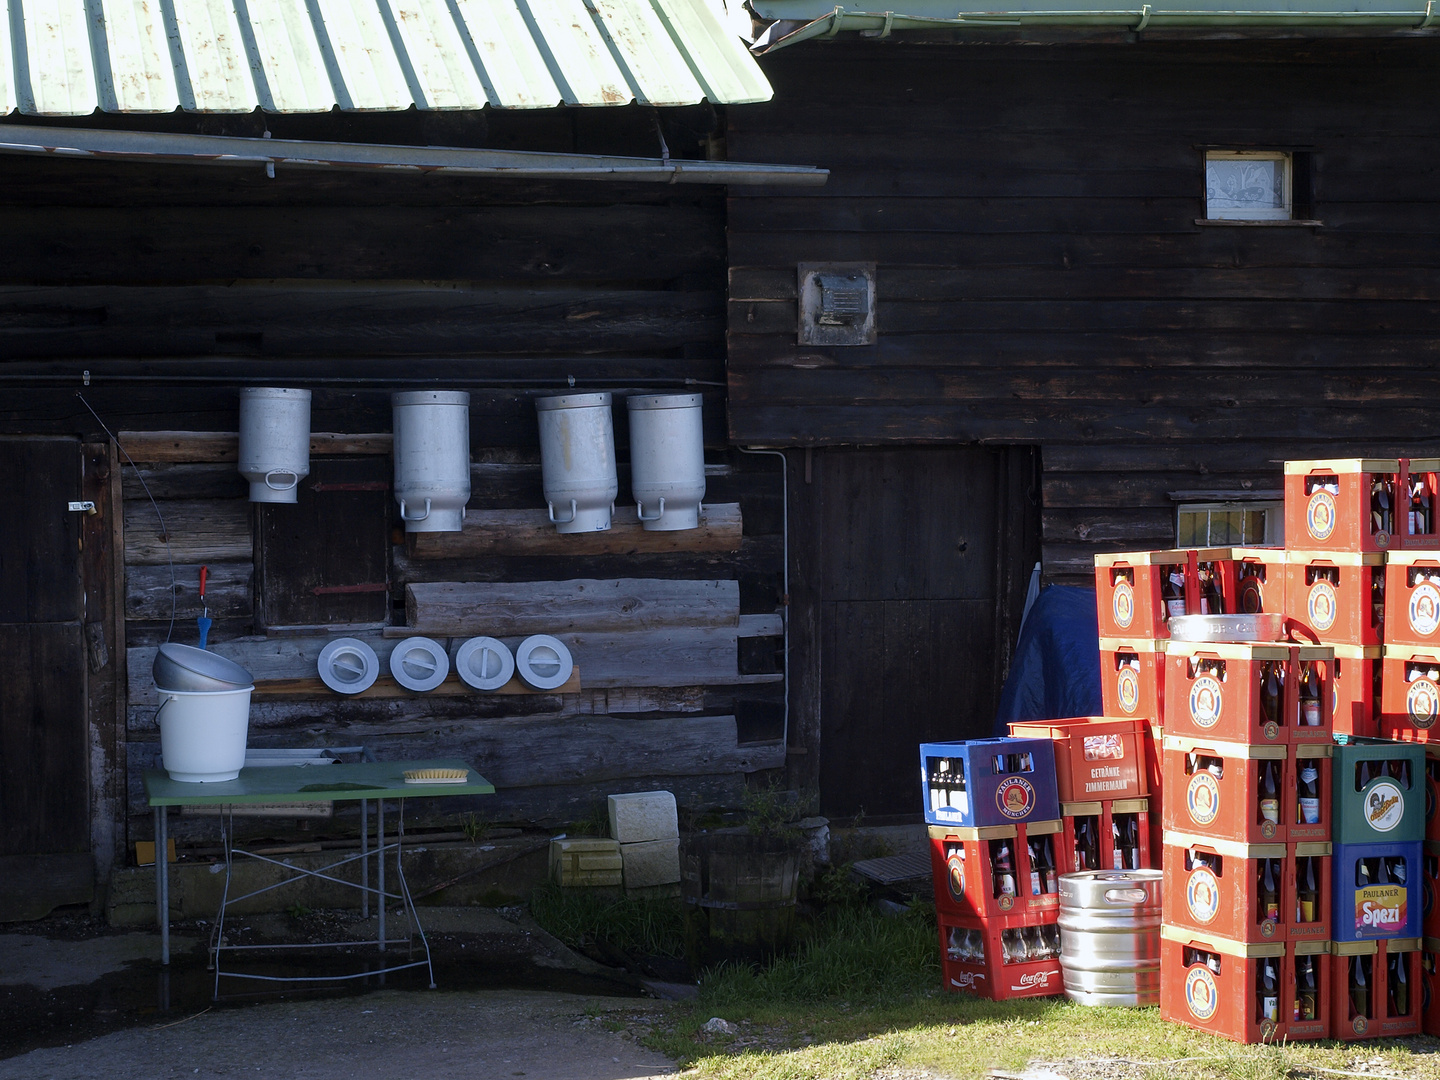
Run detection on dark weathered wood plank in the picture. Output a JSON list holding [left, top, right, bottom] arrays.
[[125, 562, 253, 621], [123, 499, 252, 565], [405, 579, 740, 635], [117, 432, 393, 464], [407, 504, 743, 559]]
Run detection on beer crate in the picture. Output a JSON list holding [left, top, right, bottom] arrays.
[[920, 738, 1060, 829], [1395, 459, 1440, 552], [1332, 644, 1382, 740], [928, 821, 1062, 921], [1427, 750, 1440, 841], [1423, 938, 1440, 1036], [1380, 645, 1440, 742], [1423, 842, 1440, 939], [1284, 459, 1400, 555], [1383, 553, 1440, 648], [1008, 717, 1148, 802], [1094, 549, 1234, 640], [1284, 550, 1386, 648], [938, 914, 1063, 1002], [1332, 740, 1425, 845], [1062, 798, 1152, 874], [1145, 722, 1165, 861], [1162, 834, 1330, 943], [1159, 928, 1311, 1044], [1230, 547, 1287, 615], [1329, 938, 1422, 1040], [1098, 638, 1166, 724], [1164, 643, 1333, 746], [1161, 736, 1294, 844], [1331, 841, 1423, 942]]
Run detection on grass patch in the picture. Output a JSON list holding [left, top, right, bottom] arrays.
[[529, 883, 685, 959]]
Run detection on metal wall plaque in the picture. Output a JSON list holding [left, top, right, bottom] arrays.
[[798, 262, 877, 346]]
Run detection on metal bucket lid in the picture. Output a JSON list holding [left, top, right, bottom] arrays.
[[535, 392, 612, 412], [317, 638, 380, 695], [392, 390, 470, 407], [626, 393, 703, 411], [389, 636, 450, 692], [240, 387, 311, 402], [154, 642, 254, 686], [1059, 869, 1163, 908]]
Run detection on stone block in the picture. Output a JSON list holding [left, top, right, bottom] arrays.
[[607, 790, 678, 844], [550, 838, 623, 887], [620, 838, 681, 889]]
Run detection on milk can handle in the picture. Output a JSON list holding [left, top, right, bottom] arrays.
[[264, 470, 299, 491], [548, 499, 577, 524], [399, 497, 432, 522], [1103, 887, 1150, 905], [636, 497, 665, 522]]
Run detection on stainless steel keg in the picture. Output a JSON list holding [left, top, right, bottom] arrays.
[[1057, 869, 1163, 1006]]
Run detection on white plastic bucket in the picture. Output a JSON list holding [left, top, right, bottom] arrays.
[[238, 388, 311, 504], [536, 392, 618, 533], [156, 686, 254, 782], [627, 393, 705, 531], [392, 391, 471, 533]]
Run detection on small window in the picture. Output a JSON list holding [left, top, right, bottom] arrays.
[[1177, 501, 1284, 547], [1205, 152, 1292, 221]]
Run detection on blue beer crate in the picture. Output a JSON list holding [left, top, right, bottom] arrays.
[[921, 738, 1060, 828], [1332, 840, 1423, 942]]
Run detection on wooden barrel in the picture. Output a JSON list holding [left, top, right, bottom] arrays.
[[682, 829, 800, 965]]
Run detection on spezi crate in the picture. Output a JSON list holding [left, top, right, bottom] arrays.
[[1098, 638, 1166, 722], [1330, 938, 1423, 1039], [1331, 841, 1422, 942], [1284, 550, 1385, 648], [1380, 646, 1440, 742], [1008, 717, 1148, 802], [928, 822, 1062, 921], [921, 739, 1059, 828], [1332, 740, 1425, 845], [1384, 554, 1440, 648], [1284, 459, 1400, 554]]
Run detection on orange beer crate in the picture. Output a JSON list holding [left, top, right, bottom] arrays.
[[1230, 547, 1287, 615], [1384, 553, 1440, 649], [1098, 638, 1166, 724], [1424, 938, 1440, 1035], [1284, 459, 1400, 555], [1284, 550, 1386, 648], [1329, 938, 1423, 1040], [1332, 644, 1382, 740], [928, 821, 1062, 922], [1395, 458, 1440, 552], [1145, 721, 1165, 860], [1380, 645, 1440, 742], [1008, 717, 1148, 803], [1160, 929, 1330, 1043], [1423, 841, 1440, 939], [1164, 642, 1334, 746], [1093, 548, 1233, 640], [1163, 833, 1331, 943], [1062, 798, 1153, 874], [939, 913, 1062, 1001], [1162, 737, 1331, 844]]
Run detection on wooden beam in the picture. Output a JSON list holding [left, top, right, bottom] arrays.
[[404, 578, 739, 635], [249, 667, 582, 699], [116, 431, 393, 463], [123, 499, 252, 564], [407, 503, 743, 559]]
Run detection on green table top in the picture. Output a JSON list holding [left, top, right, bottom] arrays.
[[143, 759, 495, 806]]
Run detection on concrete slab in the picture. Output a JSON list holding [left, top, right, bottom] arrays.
[[0, 932, 199, 992]]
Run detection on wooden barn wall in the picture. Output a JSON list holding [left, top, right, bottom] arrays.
[[0, 108, 786, 853], [724, 39, 1440, 583]]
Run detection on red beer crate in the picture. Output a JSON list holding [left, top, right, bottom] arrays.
[[1332, 644, 1382, 740], [1230, 547, 1287, 615], [1159, 928, 1295, 1044], [1098, 638, 1166, 723], [1162, 736, 1293, 844], [1165, 643, 1333, 746], [1423, 938, 1440, 1035], [1008, 717, 1148, 802], [1291, 744, 1334, 843], [1163, 835, 1330, 943], [1284, 550, 1386, 648], [1384, 553, 1440, 648], [1427, 750, 1440, 842], [938, 914, 1062, 1001], [1424, 841, 1440, 939], [1284, 459, 1400, 554], [1145, 722, 1165, 860], [1094, 548, 1234, 640], [1062, 798, 1152, 874], [928, 821, 1062, 921], [1380, 645, 1440, 742], [1329, 938, 1423, 1040], [1395, 458, 1440, 552]]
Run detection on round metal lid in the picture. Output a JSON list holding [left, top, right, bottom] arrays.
[[392, 390, 470, 407], [454, 636, 516, 692], [317, 638, 380, 695], [626, 392, 703, 411], [515, 634, 574, 691], [534, 392, 612, 412], [155, 642, 254, 687], [389, 636, 450, 692]]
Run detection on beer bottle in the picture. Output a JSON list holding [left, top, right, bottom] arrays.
[[1387, 756, 1412, 789], [1296, 955, 1318, 1021], [1298, 763, 1321, 825], [1357, 857, 1375, 888], [1123, 816, 1141, 870], [1357, 759, 1376, 791], [1300, 665, 1322, 727], [1297, 857, 1319, 923], [1027, 839, 1044, 896], [1110, 818, 1125, 871], [1206, 755, 1224, 779], [992, 839, 1016, 899], [1260, 663, 1282, 727], [1164, 570, 1187, 618], [1372, 476, 1392, 535], [1259, 762, 1281, 826], [1201, 567, 1223, 615], [1377, 856, 1392, 886], [1390, 953, 1410, 1016], [1258, 957, 1279, 1022], [1351, 956, 1370, 1019], [1259, 859, 1280, 923], [1039, 835, 1057, 893], [1391, 856, 1408, 888]]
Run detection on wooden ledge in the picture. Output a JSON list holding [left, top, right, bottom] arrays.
[[407, 504, 742, 558], [1193, 219, 1324, 228], [117, 431, 392, 462], [252, 666, 581, 699]]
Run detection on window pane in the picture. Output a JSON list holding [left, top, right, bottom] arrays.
[[1244, 510, 1266, 544], [1177, 512, 1200, 547], [1207, 158, 1284, 213]]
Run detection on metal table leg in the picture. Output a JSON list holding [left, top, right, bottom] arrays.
[[377, 798, 385, 954], [361, 797, 369, 919], [155, 806, 170, 965]]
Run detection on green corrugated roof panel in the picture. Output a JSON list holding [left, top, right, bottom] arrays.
[[0, 0, 772, 115]]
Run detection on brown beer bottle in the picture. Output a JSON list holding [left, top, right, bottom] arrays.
[[1259, 858, 1280, 923], [1351, 956, 1370, 1019]]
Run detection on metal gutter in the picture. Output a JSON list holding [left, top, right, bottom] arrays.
[[0, 125, 829, 185]]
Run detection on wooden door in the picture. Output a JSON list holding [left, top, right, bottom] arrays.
[[0, 438, 92, 918], [790, 446, 1039, 819]]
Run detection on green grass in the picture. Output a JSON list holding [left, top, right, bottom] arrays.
[[529, 882, 686, 958]]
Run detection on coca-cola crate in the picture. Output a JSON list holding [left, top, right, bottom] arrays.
[[1158, 928, 1293, 1043], [1423, 938, 1440, 1035], [1332, 644, 1382, 740], [1284, 459, 1401, 554], [1284, 550, 1386, 648], [938, 914, 1062, 1001], [1230, 547, 1287, 614], [1062, 798, 1152, 874], [1008, 717, 1148, 802], [1161, 735, 1294, 844], [1380, 646, 1440, 742], [1427, 749, 1440, 842], [1395, 458, 1440, 552], [1423, 842, 1440, 939], [920, 738, 1060, 829], [1333, 740, 1425, 845], [1163, 834, 1329, 943], [1094, 549, 1234, 640], [1332, 841, 1423, 942], [1165, 643, 1333, 746], [1329, 938, 1423, 1040], [1384, 554, 1440, 648], [928, 821, 1062, 921], [1098, 638, 1166, 723]]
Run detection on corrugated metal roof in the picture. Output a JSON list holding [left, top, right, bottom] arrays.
[[0, 0, 772, 115]]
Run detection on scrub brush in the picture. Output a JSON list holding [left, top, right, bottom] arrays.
[[404, 767, 468, 784]]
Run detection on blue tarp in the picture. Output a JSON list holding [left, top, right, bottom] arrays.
[[993, 586, 1102, 733]]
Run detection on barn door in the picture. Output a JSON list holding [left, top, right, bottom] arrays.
[[0, 438, 92, 919], [790, 446, 1040, 819]]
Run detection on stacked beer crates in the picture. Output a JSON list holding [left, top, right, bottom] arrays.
[[921, 737, 1067, 1000]]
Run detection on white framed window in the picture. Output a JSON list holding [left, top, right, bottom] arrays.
[[1205, 152, 1292, 221], [1177, 501, 1284, 547]]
